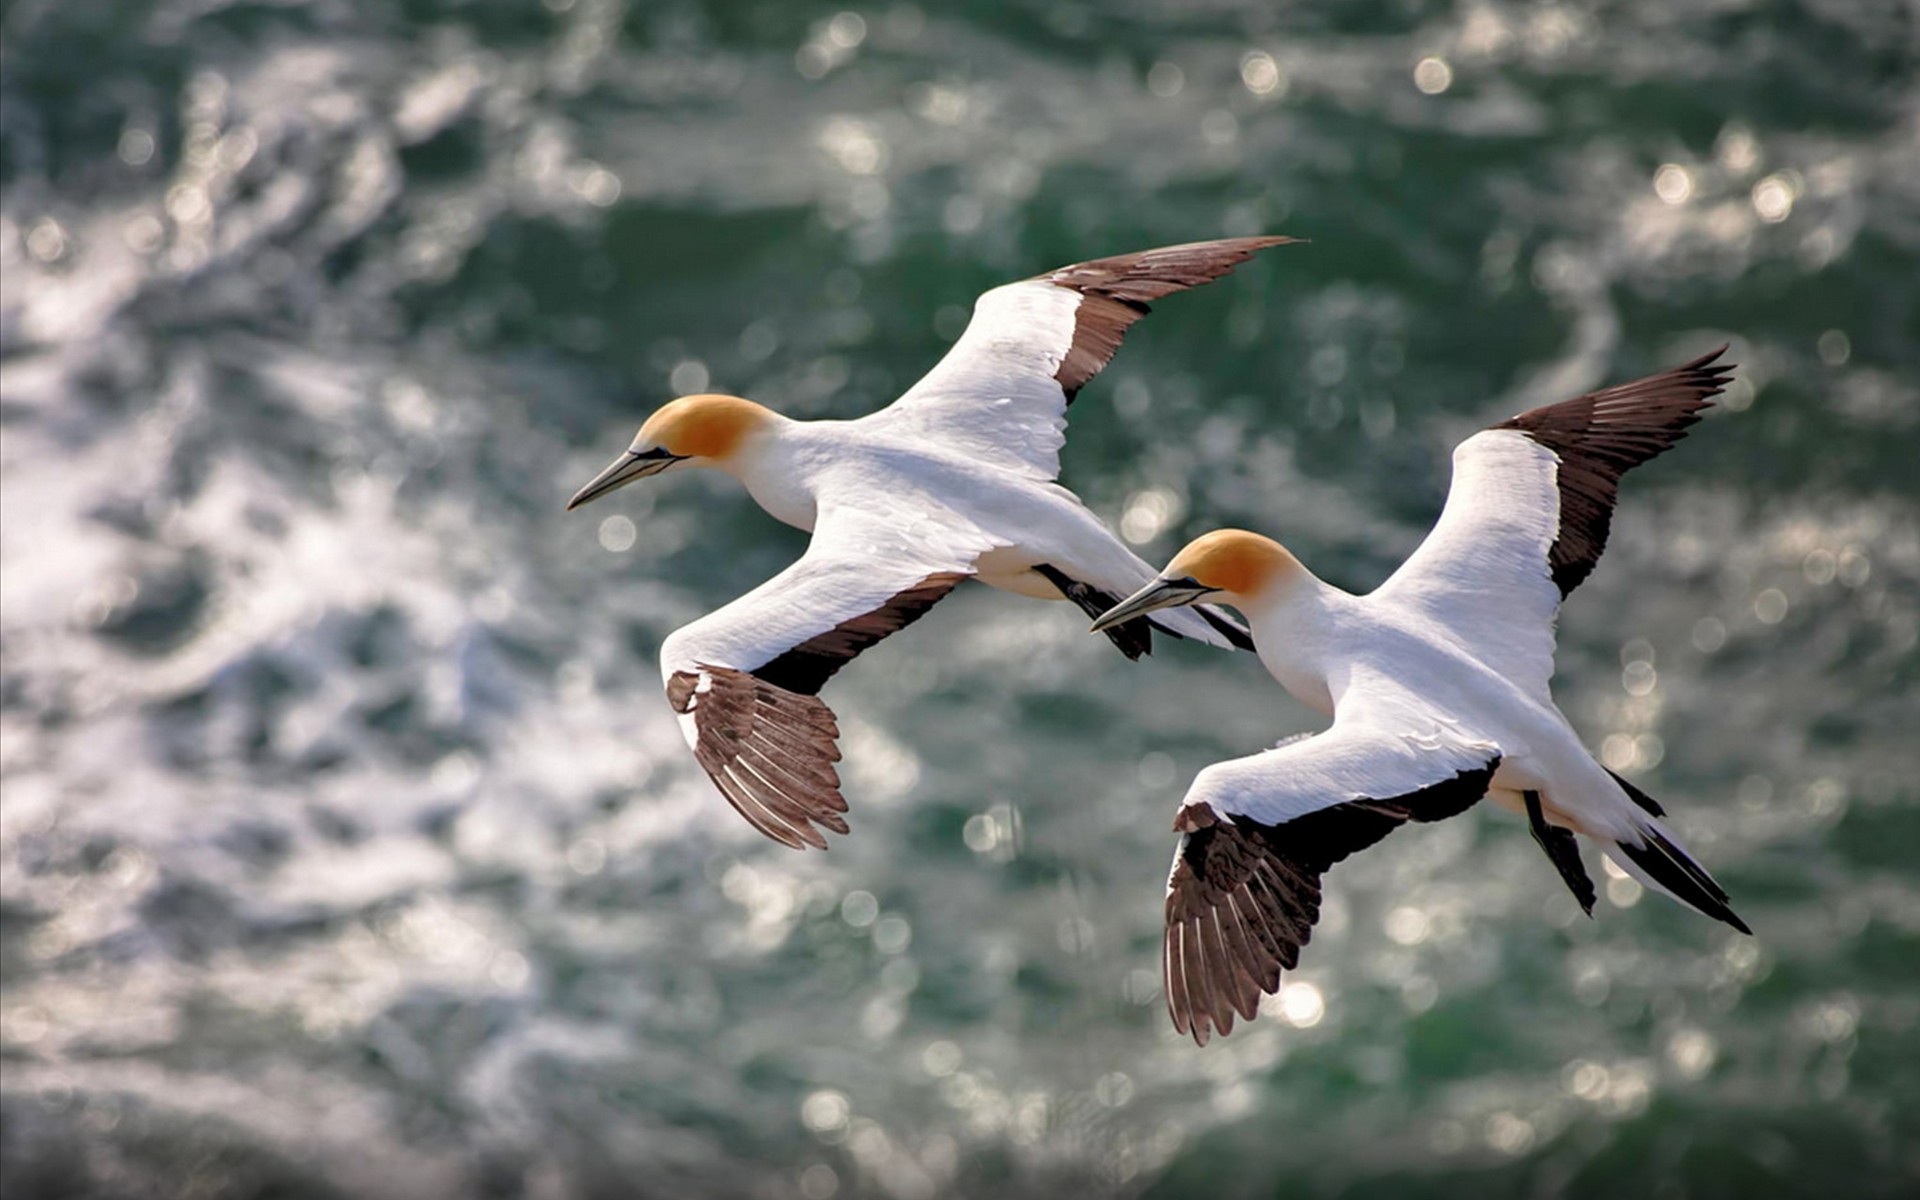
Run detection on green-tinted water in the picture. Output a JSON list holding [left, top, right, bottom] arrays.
[[2, 2, 1916, 1197]]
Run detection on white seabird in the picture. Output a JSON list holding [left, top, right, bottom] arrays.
[[569, 238, 1293, 849], [1092, 347, 1749, 1044]]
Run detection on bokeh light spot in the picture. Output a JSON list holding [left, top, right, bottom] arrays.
[[801, 1089, 851, 1135], [1278, 982, 1325, 1028], [841, 890, 880, 928], [1201, 109, 1239, 146], [799, 1163, 839, 1199], [1754, 588, 1789, 624], [1413, 57, 1453, 95], [117, 128, 155, 166], [26, 219, 68, 262], [1240, 51, 1285, 96], [1385, 906, 1430, 946], [921, 1040, 962, 1077], [1691, 617, 1728, 652], [597, 515, 637, 553], [670, 359, 710, 394], [1653, 163, 1693, 205], [872, 914, 912, 954], [1120, 488, 1182, 545], [1752, 174, 1795, 222], [827, 12, 867, 49], [1137, 751, 1176, 789]]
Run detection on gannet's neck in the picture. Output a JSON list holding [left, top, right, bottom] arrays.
[[1239, 566, 1347, 718], [712, 414, 821, 532]]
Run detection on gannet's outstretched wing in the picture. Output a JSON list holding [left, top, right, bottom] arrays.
[[1161, 686, 1501, 1045], [660, 502, 999, 849], [879, 237, 1297, 481], [1374, 347, 1732, 697]]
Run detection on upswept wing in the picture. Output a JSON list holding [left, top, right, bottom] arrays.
[[659, 502, 1000, 849], [877, 238, 1297, 480], [1162, 688, 1501, 1044], [1373, 347, 1732, 696]]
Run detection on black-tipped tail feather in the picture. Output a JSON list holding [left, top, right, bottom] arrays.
[[1606, 768, 1666, 817], [1613, 826, 1751, 935]]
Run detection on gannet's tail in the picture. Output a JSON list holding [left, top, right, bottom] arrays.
[[1597, 772, 1751, 934]]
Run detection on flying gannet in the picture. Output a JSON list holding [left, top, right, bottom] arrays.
[[1091, 347, 1749, 1044], [568, 238, 1293, 850]]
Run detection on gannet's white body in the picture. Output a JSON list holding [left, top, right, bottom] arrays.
[[569, 239, 1288, 849], [686, 407, 1225, 606], [1094, 349, 1749, 1044]]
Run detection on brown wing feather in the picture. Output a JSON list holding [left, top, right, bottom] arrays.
[[670, 666, 847, 850], [1164, 759, 1497, 1045], [1498, 347, 1733, 596], [1043, 236, 1300, 400], [668, 572, 967, 849]]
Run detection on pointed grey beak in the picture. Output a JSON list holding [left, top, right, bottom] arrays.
[[1090, 576, 1216, 633], [566, 448, 683, 511]]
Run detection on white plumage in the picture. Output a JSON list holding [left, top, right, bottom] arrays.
[[1095, 348, 1749, 1044], [569, 238, 1293, 848]]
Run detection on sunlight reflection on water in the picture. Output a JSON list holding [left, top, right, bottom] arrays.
[[3, 1, 1918, 1198]]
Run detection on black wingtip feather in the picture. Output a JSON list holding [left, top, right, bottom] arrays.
[[1043, 237, 1301, 401], [1500, 346, 1738, 597]]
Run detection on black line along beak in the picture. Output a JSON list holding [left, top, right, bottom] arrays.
[[1089, 576, 1216, 633], [566, 448, 684, 511]]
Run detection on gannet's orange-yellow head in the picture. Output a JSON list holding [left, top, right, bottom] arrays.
[[1163, 529, 1303, 601], [567, 393, 775, 510], [1089, 528, 1302, 633], [636, 393, 773, 462]]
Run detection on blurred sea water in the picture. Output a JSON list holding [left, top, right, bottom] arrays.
[[2, 2, 1917, 1198]]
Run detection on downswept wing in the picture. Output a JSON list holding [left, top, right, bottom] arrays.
[[1374, 347, 1731, 696], [660, 502, 1001, 849], [1163, 689, 1501, 1045], [878, 237, 1297, 481]]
